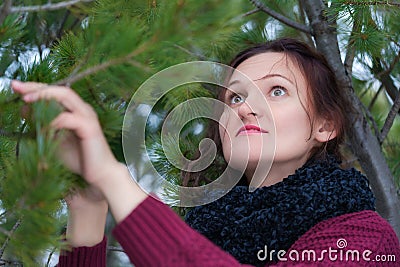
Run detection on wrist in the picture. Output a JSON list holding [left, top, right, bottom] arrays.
[[91, 161, 127, 193], [94, 162, 148, 223], [66, 199, 108, 247]]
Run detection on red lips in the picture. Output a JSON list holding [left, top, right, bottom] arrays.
[[237, 125, 268, 136]]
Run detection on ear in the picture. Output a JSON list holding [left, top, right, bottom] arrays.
[[314, 119, 337, 143]]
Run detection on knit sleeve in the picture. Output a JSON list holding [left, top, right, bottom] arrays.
[[112, 195, 252, 267], [273, 210, 400, 266], [57, 236, 107, 267]]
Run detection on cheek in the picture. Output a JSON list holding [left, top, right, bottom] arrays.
[[220, 128, 232, 161], [218, 110, 239, 161], [219, 122, 230, 160], [219, 122, 228, 147], [273, 107, 312, 144]]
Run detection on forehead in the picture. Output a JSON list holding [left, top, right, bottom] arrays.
[[230, 52, 305, 84]]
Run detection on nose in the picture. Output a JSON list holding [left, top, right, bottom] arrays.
[[238, 101, 258, 119]]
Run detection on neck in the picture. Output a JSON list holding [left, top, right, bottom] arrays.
[[245, 158, 309, 187]]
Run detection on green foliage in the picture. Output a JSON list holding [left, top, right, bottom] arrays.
[[52, 33, 87, 72], [0, 15, 26, 44], [0, 100, 73, 264]]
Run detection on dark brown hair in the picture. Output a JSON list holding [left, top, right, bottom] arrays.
[[182, 38, 350, 187]]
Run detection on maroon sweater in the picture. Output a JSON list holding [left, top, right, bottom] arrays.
[[58, 196, 400, 266]]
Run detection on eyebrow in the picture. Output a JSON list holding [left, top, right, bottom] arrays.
[[228, 73, 294, 86]]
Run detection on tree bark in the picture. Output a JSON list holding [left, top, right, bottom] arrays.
[[301, 0, 400, 239]]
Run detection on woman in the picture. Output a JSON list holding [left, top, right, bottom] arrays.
[[182, 39, 388, 266], [12, 38, 399, 266]]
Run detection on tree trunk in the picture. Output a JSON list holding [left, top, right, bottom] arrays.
[[301, 0, 400, 239]]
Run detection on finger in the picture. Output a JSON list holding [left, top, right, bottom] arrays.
[[23, 87, 87, 114], [12, 81, 86, 114], [11, 80, 48, 94], [54, 129, 76, 146], [51, 112, 85, 137], [51, 112, 99, 139]]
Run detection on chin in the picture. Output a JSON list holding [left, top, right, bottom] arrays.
[[223, 155, 249, 173]]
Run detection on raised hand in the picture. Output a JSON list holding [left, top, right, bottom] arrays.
[[11, 81, 119, 186], [12, 81, 148, 245]]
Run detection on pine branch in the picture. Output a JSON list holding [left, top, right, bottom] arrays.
[[242, 8, 260, 17], [57, 10, 71, 39], [360, 101, 381, 141], [0, 0, 12, 25], [344, 11, 362, 77], [0, 258, 23, 266], [69, 17, 81, 31], [230, 8, 261, 24], [368, 84, 384, 111], [371, 57, 400, 114], [55, 40, 153, 86], [9, 0, 94, 13], [298, 0, 314, 45], [389, 37, 400, 49], [380, 91, 400, 144], [62, 47, 94, 87], [248, 0, 311, 34], [365, 15, 400, 115], [355, 51, 399, 111], [88, 86, 106, 111], [45, 247, 56, 267], [172, 44, 208, 60], [0, 129, 32, 139], [0, 219, 21, 259], [15, 122, 27, 158], [0, 227, 10, 237], [374, 51, 400, 79], [341, 1, 400, 7], [0, 129, 18, 138]]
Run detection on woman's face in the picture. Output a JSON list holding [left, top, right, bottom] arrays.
[[219, 52, 323, 185]]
